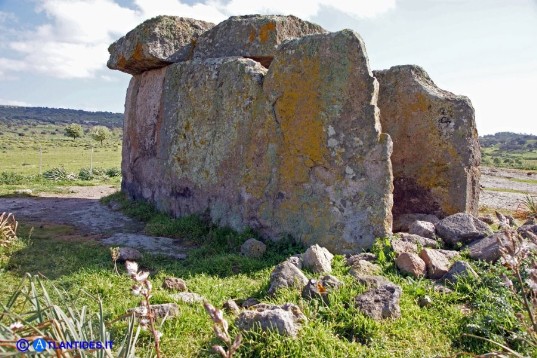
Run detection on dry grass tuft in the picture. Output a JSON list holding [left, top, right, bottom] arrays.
[[0, 212, 18, 247]]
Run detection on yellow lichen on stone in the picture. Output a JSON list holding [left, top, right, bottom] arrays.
[[258, 22, 276, 43]]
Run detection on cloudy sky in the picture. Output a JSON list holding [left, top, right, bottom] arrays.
[[0, 0, 536, 135]]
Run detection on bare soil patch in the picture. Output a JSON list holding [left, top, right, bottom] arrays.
[[480, 166, 537, 212]]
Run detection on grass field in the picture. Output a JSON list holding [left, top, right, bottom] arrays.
[[0, 193, 534, 357], [0, 122, 121, 175], [482, 144, 537, 170]]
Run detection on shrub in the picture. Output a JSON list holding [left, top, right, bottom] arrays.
[[106, 167, 121, 177], [42, 167, 76, 181], [0, 172, 25, 185]]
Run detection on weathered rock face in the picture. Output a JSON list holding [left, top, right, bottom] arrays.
[[374, 65, 480, 219], [108, 16, 214, 75], [193, 15, 327, 67]]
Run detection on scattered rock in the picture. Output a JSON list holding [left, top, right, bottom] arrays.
[[399, 233, 439, 248], [302, 245, 333, 273], [117, 247, 142, 262], [395, 252, 426, 278], [107, 16, 214, 75], [495, 211, 510, 228], [286, 255, 303, 269], [437, 249, 460, 261], [236, 303, 306, 337], [391, 238, 418, 256], [419, 248, 451, 279], [506, 215, 516, 227], [518, 224, 537, 240], [478, 214, 495, 225], [241, 298, 261, 308], [162, 277, 187, 292], [355, 284, 402, 320], [301, 279, 328, 302], [129, 303, 179, 318], [346, 253, 377, 266], [435, 213, 493, 246], [392, 213, 440, 232], [441, 261, 478, 285], [268, 261, 308, 295], [523, 217, 536, 226], [14, 189, 32, 195], [107, 200, 122, 211], [320, 275, 344, 290], [353, 275, 391, 288], [467, 232, 505, 263], [349, 260, 381, 277], [223, 299, 241, 315], [433, 284, 453, 294], [172, 292, 204, 304], [417, 295, 433, 308], [409, 220, 436, 239], [240, 238, 267, 258], [103, 233, 188, 260]]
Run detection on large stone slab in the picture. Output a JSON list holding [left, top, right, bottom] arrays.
[[374, 65, 480, 219], [108, 16, 214, 75], [193, 15, 326, 67], [121, 30, 393, 253]]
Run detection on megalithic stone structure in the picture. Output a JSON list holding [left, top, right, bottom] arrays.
[[109, 14, 480, 254]]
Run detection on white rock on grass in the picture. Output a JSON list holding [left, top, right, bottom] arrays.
[[302, 244, 334, 273], [268, 261, 308, 295], [409, 220, 436, 239], [419, 248, 451, 279], [236, 303, 306, 337], [395, 252, 426, 278], [355, 283, 402, 320]]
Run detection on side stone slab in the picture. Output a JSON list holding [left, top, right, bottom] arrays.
[[374, 65, 480, 219]]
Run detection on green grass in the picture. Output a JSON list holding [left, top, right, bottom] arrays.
[[481, 145, 537, 171], [483, 187, 531, 195], [508, 177, 537, 185], [1, 194, 534, 357]]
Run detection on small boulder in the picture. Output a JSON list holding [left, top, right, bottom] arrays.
[[353, 275, 391, 288], [117, 247, 142, 262], [391, 239, 418, 256], [346, 253, 377, 266], [435, 213, 492, 246], [355, 284, 402, 320], [240, 238, 267, 258], [320, 275, 344, 290], [409, 220, 436, 239], [419, 248, 451, 279], [393, 213, 440, 232], [437, 249, 460, 261], [172, 292, 204, 304], [467, 232, 505, 263], [399, 233, 439, 248], [349, 260, 381, 277], [302, 244, 334, 273], [14, 189, 33, 195], [301, 279, 328, 302], [268, 261, 308, 295], [478, 214, 495, 225], [129, 303, 179, 318], [417, 295, 433, 308], [241, 297, 261, 308], [440, 261, 478, 285], [162, 277, 187, 292], [223, 299, 241, 315], [236, 303, 306, 337], [286, 255, 303, 269], [518, 224, 537, 240], [395, 252, 427, 278]]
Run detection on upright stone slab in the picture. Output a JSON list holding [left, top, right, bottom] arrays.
[[193, 15, 326, 67], [374, 65, 480, 219], [262, 30, 393, 252], [122, 67, 167, 199], [108, 16, 214, 75]]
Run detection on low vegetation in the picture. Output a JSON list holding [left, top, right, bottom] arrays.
[[481, 132, 537, 170], [0, 194, 535, 357]]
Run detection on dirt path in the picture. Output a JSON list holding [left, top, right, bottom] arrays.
[[479, 166, 537, 212], [0, 185, 143, 235]]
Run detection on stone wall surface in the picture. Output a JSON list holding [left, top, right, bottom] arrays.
[[111, 15, 480, 253], [374, 65, 480, 219]]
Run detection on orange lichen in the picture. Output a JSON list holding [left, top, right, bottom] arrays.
[[132, 43, 144, 61], [118, 55, 127, 68], [248, 30, 256, 43], [258, 22, 276, 43]]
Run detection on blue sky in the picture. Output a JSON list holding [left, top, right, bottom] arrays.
[[0, 0, 536, 135]]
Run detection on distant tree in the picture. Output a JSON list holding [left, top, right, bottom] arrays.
[[90, 126, 111, 145], [65, 123, 83, 140]]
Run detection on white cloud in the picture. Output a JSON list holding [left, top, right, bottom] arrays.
[[0, 0, 396, 80]]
